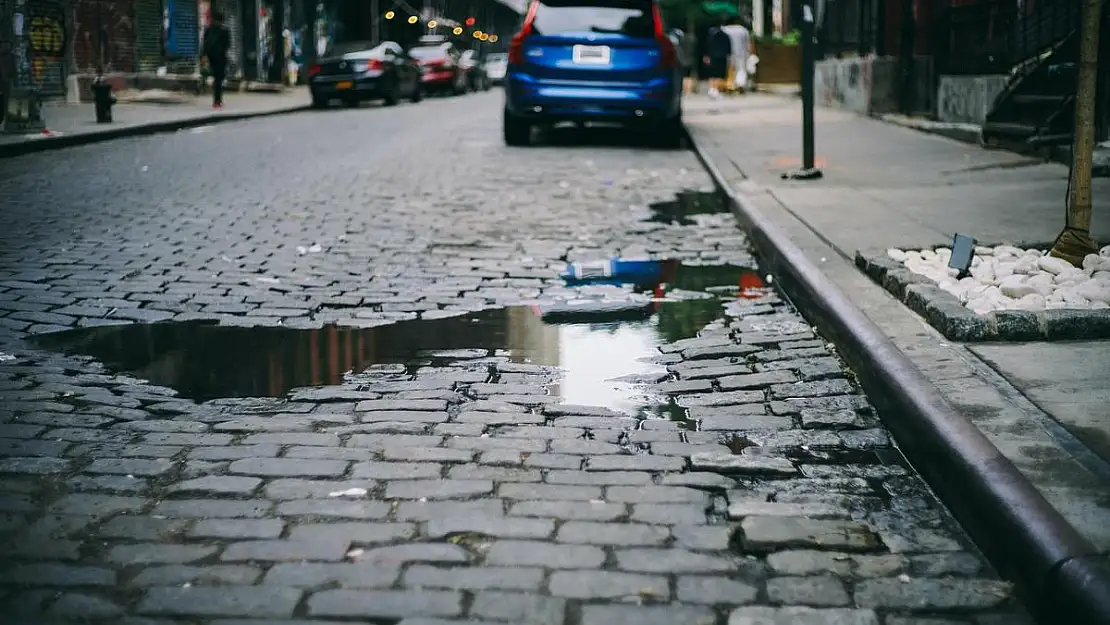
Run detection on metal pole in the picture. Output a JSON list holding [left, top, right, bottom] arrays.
[[371, 0, 379, 41], [784, 1, 822, 180]]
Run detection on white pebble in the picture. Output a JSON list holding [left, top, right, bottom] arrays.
[[1017, 293, 1046, 310], [920, 249, 938, 261], [1013, 258, 1038, 274], [1101, 245, 1110, 258], [970, 262, 995, 283], [1055, 268, 1088, 285], [974, 246, 993, 256], [994, 262, 1016, 279], [887, 248, 908, 262], [1077, 281, 1110, 304], [999, 275, 1036, 298], [1037, 255, 1074, 275]]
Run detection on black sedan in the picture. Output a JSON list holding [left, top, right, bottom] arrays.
[[308, 41, 423, 108]]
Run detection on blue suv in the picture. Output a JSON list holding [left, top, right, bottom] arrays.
[[502, 0, 684, 147]]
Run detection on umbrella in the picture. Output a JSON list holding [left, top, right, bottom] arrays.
[[701, 1, 740, 16]]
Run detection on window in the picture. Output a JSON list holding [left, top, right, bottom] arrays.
[[410, 45, 449, 59], [531, 0, 656, 39], [326, 41, 381, 56]]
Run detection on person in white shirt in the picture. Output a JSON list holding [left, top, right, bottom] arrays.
[[722, 17, 753, 93]]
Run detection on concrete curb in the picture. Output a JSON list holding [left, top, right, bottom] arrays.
[[0, 104, 311, 159], [687, 130, 1110, 624]]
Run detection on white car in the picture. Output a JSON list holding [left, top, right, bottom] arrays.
[[485, 53, 508, 85]]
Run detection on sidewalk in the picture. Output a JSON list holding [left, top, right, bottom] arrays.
[[685, 94, 1110, 554], [0, 88, 310, 157]]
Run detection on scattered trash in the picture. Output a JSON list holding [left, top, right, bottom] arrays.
[[190, 126, 215, 134], [0, 353, 15, 363], [562, 258, 677, 286], [141, 165, 149, 172], [328, 488, 368, 498], [346, 548, 365, 558], [256, 276, 280, 284], [296, 244, 323, 255]]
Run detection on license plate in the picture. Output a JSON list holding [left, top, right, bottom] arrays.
[[572, 45, 610, 65], [335, 81, 353, 90]]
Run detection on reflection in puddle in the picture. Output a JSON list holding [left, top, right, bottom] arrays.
[[33, 263, 767, 416], [646, 189, 728, 225]]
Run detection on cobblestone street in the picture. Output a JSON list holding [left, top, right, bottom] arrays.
[[0, 92, 1028, 625]]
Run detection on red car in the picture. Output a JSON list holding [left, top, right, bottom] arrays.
[[409, 37, 468, 96]]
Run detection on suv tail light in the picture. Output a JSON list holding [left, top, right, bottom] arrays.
[[652, 3, 678, 69], [508, 0, 539, 64], [366, 59, 384, 71]]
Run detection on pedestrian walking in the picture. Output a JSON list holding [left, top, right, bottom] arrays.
[[722, 17, 754, 93], [202, 10, 232, 110], [702, 18, 732, 99]]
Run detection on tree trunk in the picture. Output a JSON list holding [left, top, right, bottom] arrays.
[[1049, 0, 1103, 266]]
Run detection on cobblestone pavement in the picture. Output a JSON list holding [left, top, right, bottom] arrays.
[[0, 92, 1030, 625]]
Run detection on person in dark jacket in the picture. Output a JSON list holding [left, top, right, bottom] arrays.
[[702, 17, 732, 99], [202, 10, 232, 109]]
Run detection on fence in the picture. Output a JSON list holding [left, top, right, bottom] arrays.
[[934, 0, 1092, 76], [819, 0, 885, 58]]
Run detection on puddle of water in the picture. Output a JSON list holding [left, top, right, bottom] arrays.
[[32, 262, 767, 417], [647, 189, 728, 225], [31, 303, 715, 413]]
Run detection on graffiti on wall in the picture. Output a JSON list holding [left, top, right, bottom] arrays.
[[73, 0, 135, 72], [815, 57, 872, 114], [936, 74, 1008, 125]]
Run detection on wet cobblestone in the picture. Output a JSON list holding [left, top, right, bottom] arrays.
[[0, 95, 1029, 623]]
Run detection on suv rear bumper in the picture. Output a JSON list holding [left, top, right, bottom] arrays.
[[505, 74, 680, 122]]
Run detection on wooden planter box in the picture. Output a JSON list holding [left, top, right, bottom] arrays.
[[755, 42, 801, 84]]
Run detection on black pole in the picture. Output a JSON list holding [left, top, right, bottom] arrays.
[[784, 1, 823, 180], [899, 0, 915, 113]]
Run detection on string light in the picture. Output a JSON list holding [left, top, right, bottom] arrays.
[[452, 26, 463, 35], [427, 19, 437, 27], [489, 34, 498, 42], [407, 15, 418, 23], [384, 10, 395, 18]]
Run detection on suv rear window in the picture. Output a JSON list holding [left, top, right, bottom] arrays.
[[531, 0, 656, 39], [410, 45, 450, 59]]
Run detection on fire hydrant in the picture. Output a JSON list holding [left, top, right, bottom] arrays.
[[91, 77, 116, 123]]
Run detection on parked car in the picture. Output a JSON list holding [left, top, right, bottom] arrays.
[[308, 41, 424, 108], [485, 52, 509, 85], [501, 0, 684, 147], [410, 36, 468, 96], [460, 50, 492, 92]]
